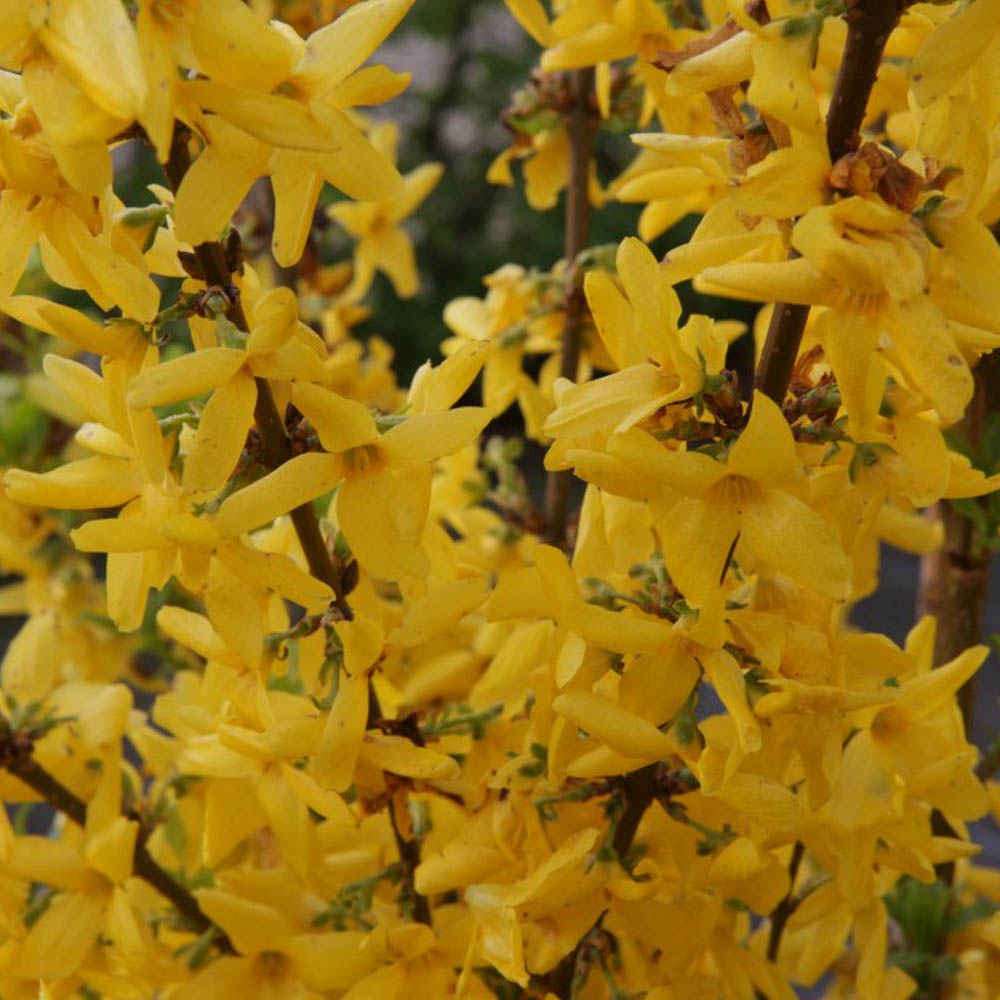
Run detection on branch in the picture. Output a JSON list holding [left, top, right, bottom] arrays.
[[765, 840, 804, 963], [543, 763, 658, 999], [754, 0, 901, 404], [162, 125, 432, 927], [162, 126, 351, 618], [544, 67, 596, 547], [4, 740, 234, 952], [918, 351, 1000, 731]]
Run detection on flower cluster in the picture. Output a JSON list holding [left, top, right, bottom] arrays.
[[0, 0, 999, 998]]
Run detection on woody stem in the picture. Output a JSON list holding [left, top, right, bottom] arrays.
[[753, 0, 901, 404], [4, 742, 234, 953], [163, 125, 351, 618], [544, 67, 596, 547], [164, 124, 431, 926]]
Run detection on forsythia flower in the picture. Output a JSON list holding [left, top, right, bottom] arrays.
[[0, 1, 998, 999]]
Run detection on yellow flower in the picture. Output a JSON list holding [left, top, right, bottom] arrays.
[[327, 121, 443, 300], [701, 197, 1000, 427], [0, 103, 160, 318], [282, 380, 488, 581], [171, 889, 378, 998], [545, 237, 730, 443], [580, 392, 852, 639], [171, 0, 418, 265]]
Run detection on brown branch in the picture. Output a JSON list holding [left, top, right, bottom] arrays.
[[544, 67, 596, 547], [918, 352, 1000, 731], [766, 840, 804, 963], [754, 0, 901, 404], [752, 840, 804, 1000], [542, 763, 658, 999], [918, 354, 1000, 893], [163, 126, 351, 619], [6, 745, 234, 952], [163, 124, 434, 927]]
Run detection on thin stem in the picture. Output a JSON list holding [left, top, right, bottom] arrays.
[[754, 0, 901, 404], [387, 799, 432, 926], [544, 764, 658, 999], [544, 67, 596, 547], [766, 841, 804, 963], [163, 124, 430, 926], [611, 763, 657, 861], [9, 752, 234, 952], [163, 126, 351, 619]]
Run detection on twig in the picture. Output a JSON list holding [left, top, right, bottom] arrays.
[[611, 763, 658, 860], [163, 126, 352, 619], [753, 840, 805, 1000], [6, 745, 234, 952], [543, 763, 659, 999], [754, 0, 901, 404], [766, 840, 804, 963], [544, 67, 596, 547], [163, 124, 434, 927]]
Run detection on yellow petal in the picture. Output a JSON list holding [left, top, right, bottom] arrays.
[[315, 671, 369, 792], [699, 257, 835, 305], [255, 765, 311, 880], [192, 0, 295, 93], [290, 383, 378, 454], [326, 64, 412, 109], [742, 490, 851, 601], [84, 816, 138, 885], [204, 576, 264, 666], [0, 190, 43, 296], [552, 690, 674, 759], [655, 495, 739, 610], [286, 932, 377, 991], [393, 578, 488, 648], [888, 298, 972, 425], [269, 153, 324, 268], [334, 614, 385, 676], [466, 885, 528, 987], [665, 31, 754, 95], [727, 391, 801, 487], [202, 778, 268, 867], [39, 0, 146, 119], [308, 104, 405, 201], [337, 467, 431, 581], [215, 541, 334, 612], [545, 366, 679, 438], [195, 888, 294, 957], [4, 456, 142, 509], [747, 32, 823, 133], [182, 372, 257, 495], [20, 891, 107, 979], [71, 515, 165, 553], [563, 601, 674, 655], [126, 347, 246, 409], [380, 407, 489, 467], [156, 605, 232, 663], [183, 79, 342, 152], [217, 452, 340, 536], [359, 732, 461, 779], [702, 648, 761, 754], [173, 120, 270, 246], [292, 0, 417, 98], [502, 0, 553, 46], [609, 428, 726, 496], [911, 0, 1000, 106]]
